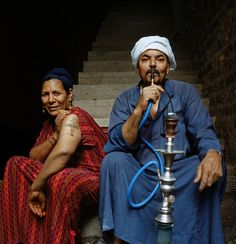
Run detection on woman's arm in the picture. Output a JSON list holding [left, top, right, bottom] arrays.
[[29, 131, 59, 162], [31, 113, 81, 191], [29, 113, 81, 217]]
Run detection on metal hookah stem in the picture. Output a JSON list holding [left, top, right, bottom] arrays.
[[150, 67, 155, 85]]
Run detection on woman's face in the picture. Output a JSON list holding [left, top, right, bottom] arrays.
[[41, 79, 72, 117], [137, 49, 170, 87]]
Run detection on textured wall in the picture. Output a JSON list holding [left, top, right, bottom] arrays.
[[182, 1, 236, 169]]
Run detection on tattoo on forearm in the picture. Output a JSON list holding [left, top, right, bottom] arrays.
[[65, 118, 79, 136]]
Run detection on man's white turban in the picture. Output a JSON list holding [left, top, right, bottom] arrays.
[[131, 35, 177, 70]]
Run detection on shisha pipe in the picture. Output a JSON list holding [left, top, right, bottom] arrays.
[[155, 114, 184, 244], [150, 67, 155, 85], [127, 68, 184, 243]]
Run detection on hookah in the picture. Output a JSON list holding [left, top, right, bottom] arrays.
[[155, 113, 184, 244], [127, 68, 184, 243]]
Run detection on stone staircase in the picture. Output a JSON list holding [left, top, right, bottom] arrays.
[[73, 0, 206, 130], [75, 0, 208, 242]]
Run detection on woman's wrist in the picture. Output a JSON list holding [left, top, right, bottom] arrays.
[[48, 134, 58, 146], [31, 176, 46, 192]]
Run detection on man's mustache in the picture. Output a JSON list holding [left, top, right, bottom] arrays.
[[146, 69, 160, 77]]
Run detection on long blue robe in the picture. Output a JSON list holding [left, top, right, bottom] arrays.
[[99, 79, 227, 244]]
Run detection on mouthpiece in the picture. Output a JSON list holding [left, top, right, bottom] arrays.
[[150, 68, 155, 85]]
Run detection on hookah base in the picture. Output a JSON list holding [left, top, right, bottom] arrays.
[[156, 222, 173, 244]]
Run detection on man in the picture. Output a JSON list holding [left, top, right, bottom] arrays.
[[99, 36, 226, 244]]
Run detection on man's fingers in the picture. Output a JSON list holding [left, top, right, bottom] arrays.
[[199, 178, 207, 192], [206, 173, 214, 187], [194, 165, 202, 183]]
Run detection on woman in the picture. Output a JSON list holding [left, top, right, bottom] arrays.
[[0, 68, 107, 243]]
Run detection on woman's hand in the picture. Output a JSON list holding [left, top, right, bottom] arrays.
[[29, 190, 46, 217]]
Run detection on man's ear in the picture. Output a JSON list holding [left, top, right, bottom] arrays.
[[166, 65, 170, 74]]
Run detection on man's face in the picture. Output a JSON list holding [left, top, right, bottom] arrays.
[[137, 49, 170, 87]]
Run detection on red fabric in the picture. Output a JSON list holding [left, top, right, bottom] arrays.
[[0, 107, 107, 244]]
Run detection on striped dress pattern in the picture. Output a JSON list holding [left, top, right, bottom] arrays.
[[0, 107, 107, 244]]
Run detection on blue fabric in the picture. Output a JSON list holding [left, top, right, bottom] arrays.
[[99, 79, 227, 244], [41, 67, 74, 89]]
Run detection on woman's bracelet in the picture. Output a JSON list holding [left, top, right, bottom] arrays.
[[48, 135, 57, 146]]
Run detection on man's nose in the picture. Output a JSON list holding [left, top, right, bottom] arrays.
[[150, 59, 157, 67]]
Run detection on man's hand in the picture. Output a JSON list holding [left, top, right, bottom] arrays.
[[29, 190, 46, 217], [138, 85, 164, 111], [194, 150, 223, 192]]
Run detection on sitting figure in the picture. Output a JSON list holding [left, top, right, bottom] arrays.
[[0, 67, 107, 243], [99, 36, 227, 244]]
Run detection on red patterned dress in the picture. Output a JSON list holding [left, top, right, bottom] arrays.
[[0, 107, 107, 244]]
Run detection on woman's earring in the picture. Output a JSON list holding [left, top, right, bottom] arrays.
[[42, 107, 46, 114], [68, 100, 73, 109]]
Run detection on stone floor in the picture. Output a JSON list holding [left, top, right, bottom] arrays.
[[221, 191, 236, 243]]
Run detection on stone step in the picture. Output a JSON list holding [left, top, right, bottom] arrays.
[[79, 70, 196, 78], [92, 38, 181, 50], [78, 71, 138, 85], [78, 71, 199, 84], [103, 15, 172, 22], [74, 97, 210, 128], [74, 99, 114, 118], [99, 23, 173, 34], [81, 215, 102, 241], [83, 60, 195, 72], [78, 74, 199, 85], [108, 0, 170, 8], [73, 84, 132, 100], [88, 50, 190, 61], [106, 5, 171, 15], [101, 14, 172, 23], [74, 83, 203, 101], [97, 29, 175, 41]]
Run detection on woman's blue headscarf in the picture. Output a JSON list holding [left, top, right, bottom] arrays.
[[41, 67, 74, 90]]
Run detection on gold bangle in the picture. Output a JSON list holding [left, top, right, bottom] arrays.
[[48, 136, 57, 146]]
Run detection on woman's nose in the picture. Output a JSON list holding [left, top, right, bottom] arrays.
[[48, 94, 55, 102]]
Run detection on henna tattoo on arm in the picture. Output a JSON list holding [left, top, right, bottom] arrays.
[[65, 117, 79, 136]]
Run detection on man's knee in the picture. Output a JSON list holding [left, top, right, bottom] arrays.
[[101, 151, 131, 171]]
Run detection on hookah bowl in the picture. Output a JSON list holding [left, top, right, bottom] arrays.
[[155, 113, 184, 244]]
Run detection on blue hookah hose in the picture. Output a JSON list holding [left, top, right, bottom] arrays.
[[127, 101, 164, 208]]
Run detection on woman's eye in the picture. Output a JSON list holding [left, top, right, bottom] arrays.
[[54, 92, 61, 96]]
